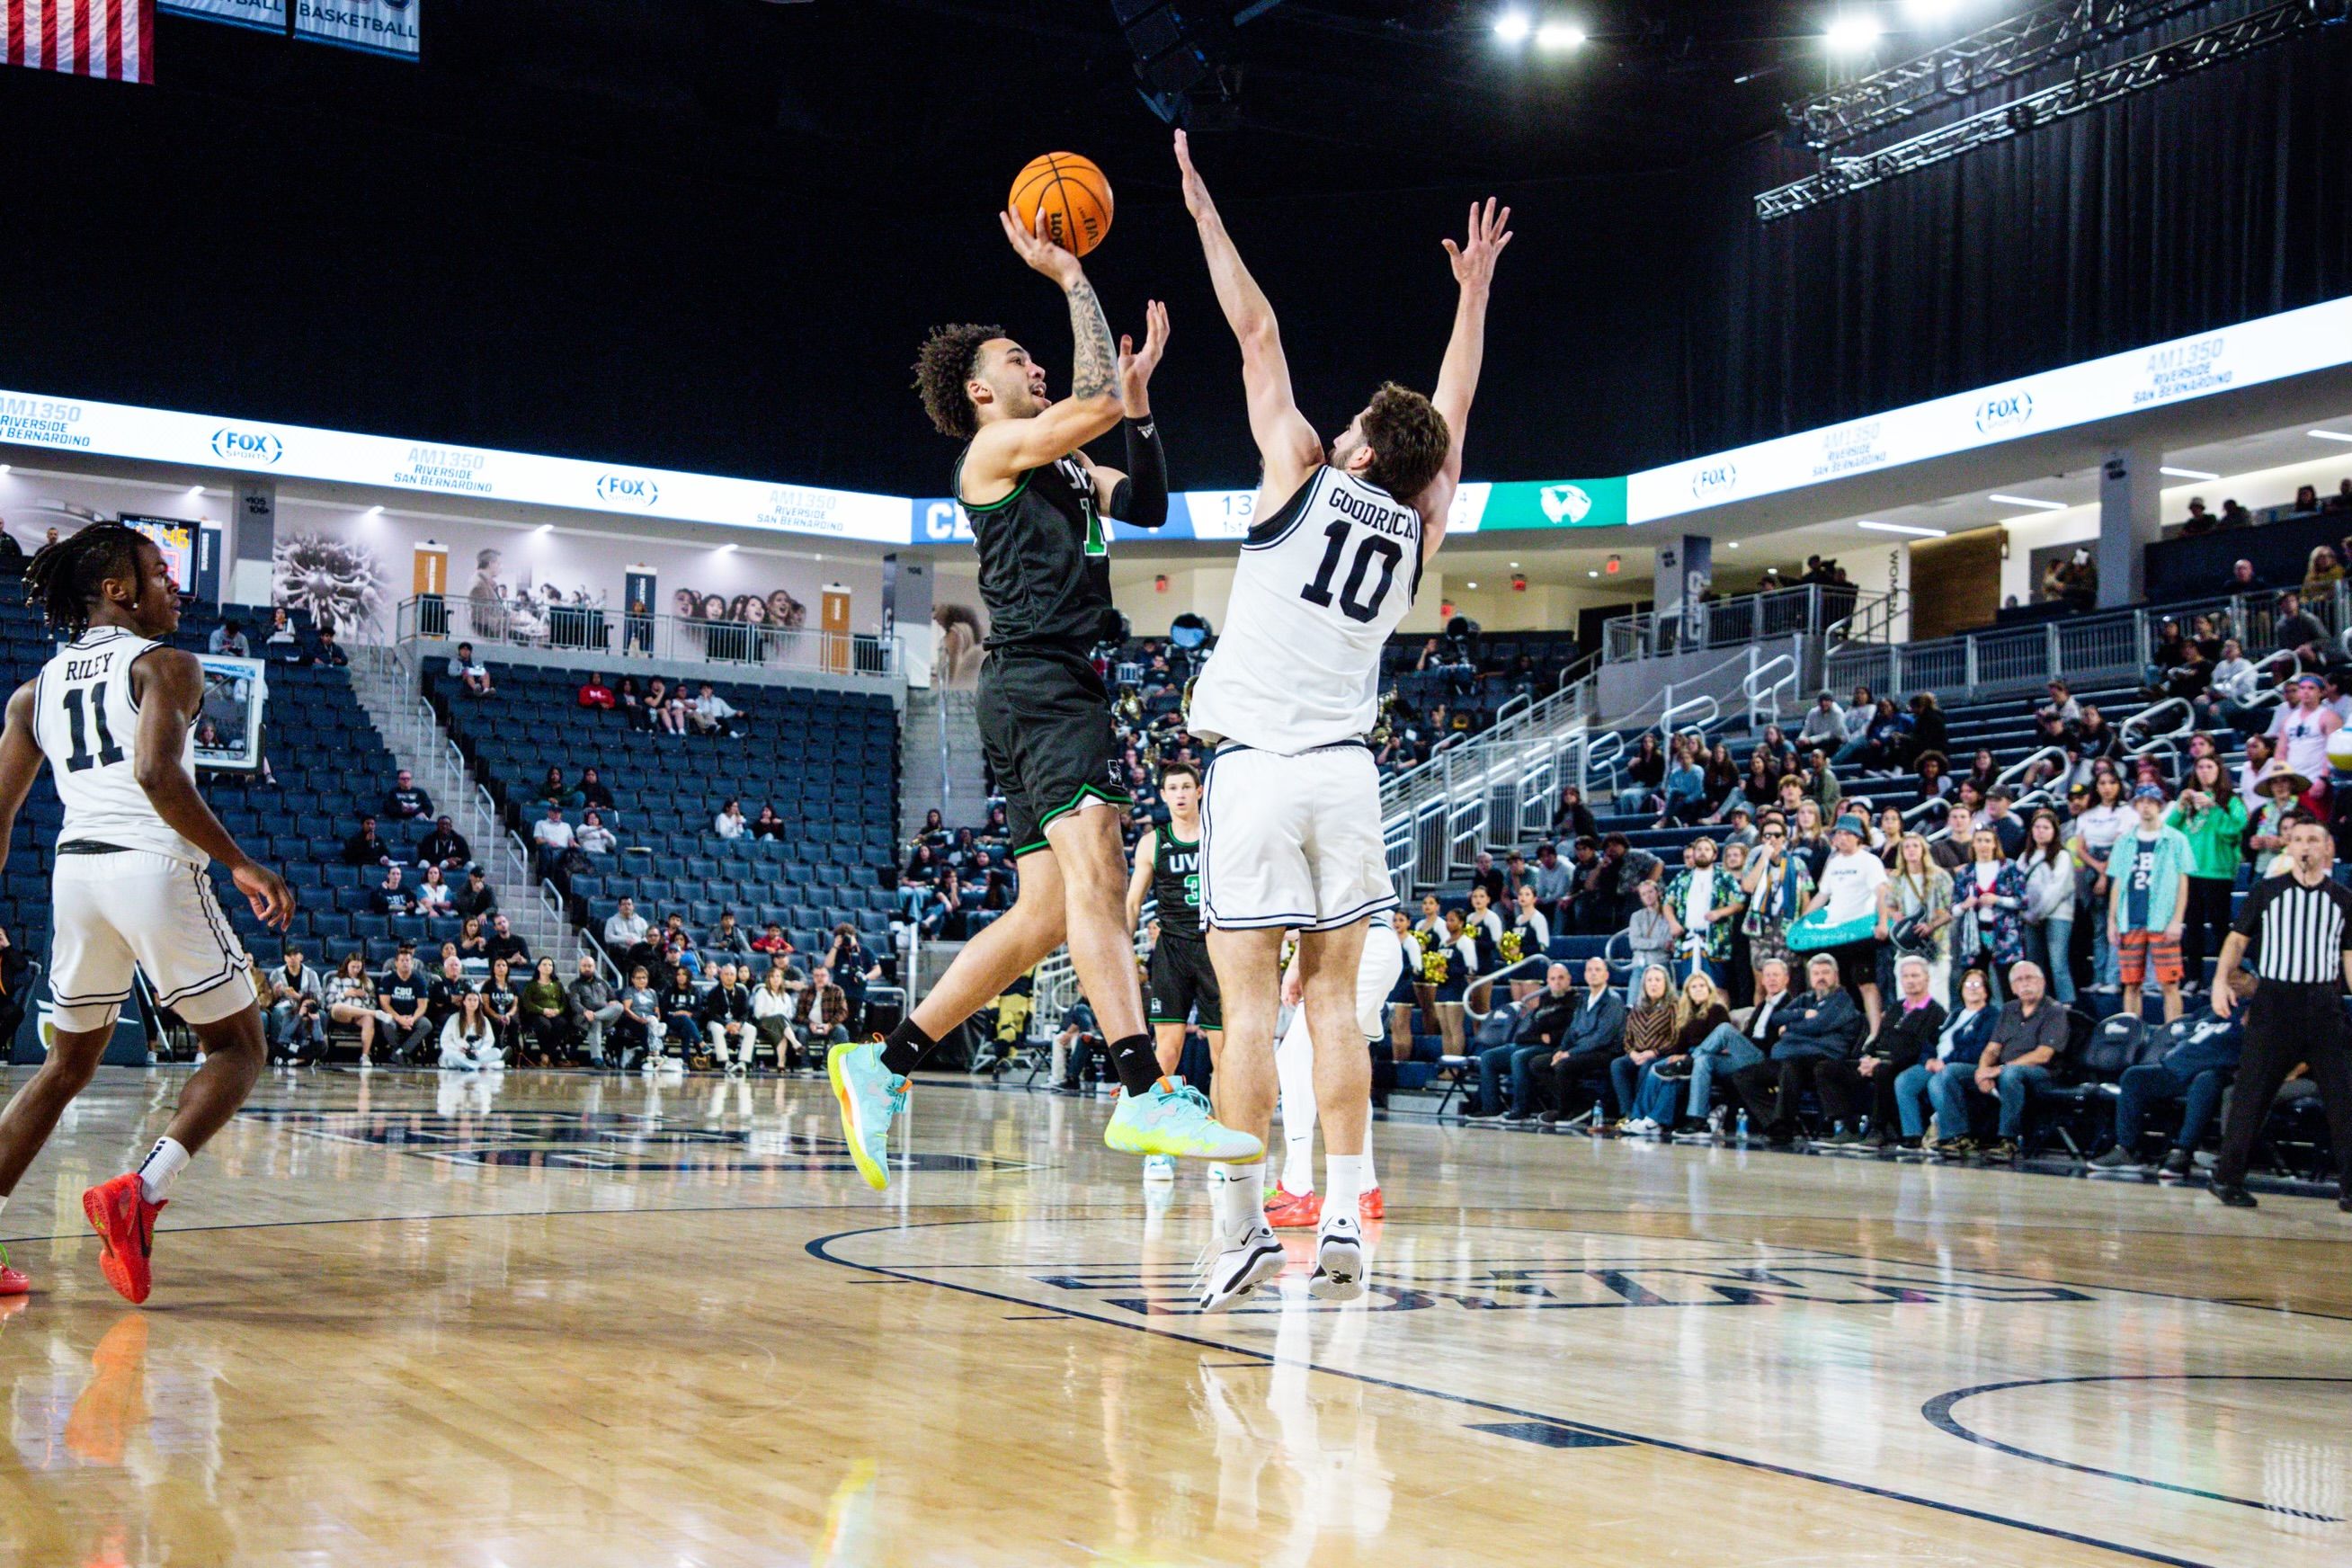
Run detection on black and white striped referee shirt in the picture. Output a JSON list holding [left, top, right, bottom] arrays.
[[2232, 871, 2352, 985]]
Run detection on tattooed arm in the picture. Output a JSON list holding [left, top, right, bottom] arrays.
[[966, 209, 1129, 490]]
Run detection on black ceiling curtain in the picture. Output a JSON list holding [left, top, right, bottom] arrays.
[[1672, 19, 2352, 464]]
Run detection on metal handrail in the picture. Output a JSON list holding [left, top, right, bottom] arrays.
[[1461, 954, 1565, 1027], [391, 594, 903, 682], [2122, 696, 2195, 752], [1992, 745, 2065, 797], [1742, 653, 1798, 730]]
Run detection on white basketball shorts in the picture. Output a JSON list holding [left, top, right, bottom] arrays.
[[1200, 742, 1398, 932], [49, 850, 254, 1032]]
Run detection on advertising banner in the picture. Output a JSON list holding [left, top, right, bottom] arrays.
[[0, 388, 911, 545], [1627, 293, 2352, 524], [160, 0, 285, 31], [294, 0, 415, 58]]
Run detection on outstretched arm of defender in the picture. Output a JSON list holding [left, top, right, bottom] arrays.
[[1421, 199, 1514, 560], [0, 684, 46, 879], [129, 650, 294, 930], [966, 210, 1128, 486], [1174, 131, 1321, 486]]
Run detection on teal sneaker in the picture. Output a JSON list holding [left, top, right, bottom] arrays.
[[828, 1039, 907, 1190], [1105, 1082, 1262, 1162]]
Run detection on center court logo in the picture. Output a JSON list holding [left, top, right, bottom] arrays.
[[1540, 484, 1592, 524], [1973, 390, 2035, 433], [595, 474, 659, 506], [212, 427, 283, 464]]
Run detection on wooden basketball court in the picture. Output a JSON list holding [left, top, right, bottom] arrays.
[[0, 1066, 2346, 1567]]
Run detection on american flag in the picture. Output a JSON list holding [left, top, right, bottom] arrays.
[[4, 0, 154, 84]]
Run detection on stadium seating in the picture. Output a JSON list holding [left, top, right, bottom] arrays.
[[0, 596, 400, 984], [421, 659, 899, 966]]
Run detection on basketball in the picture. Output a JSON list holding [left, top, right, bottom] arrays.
[[1009, 152, 1114, 257]]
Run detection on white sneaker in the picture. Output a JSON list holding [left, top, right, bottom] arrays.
[[1143, 1154, 1177, 1182], [1196, 1223, 1285, 1313], [1307, 1215, 1368, 1303]]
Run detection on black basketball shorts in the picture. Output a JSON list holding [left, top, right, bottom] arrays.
[[976, 646, 1131, 858], [1147, 931, 1222, 1030]]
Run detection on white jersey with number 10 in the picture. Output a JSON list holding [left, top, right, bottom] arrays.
[[33, 627, 204, 865], [1188, 467, 1422, 754]]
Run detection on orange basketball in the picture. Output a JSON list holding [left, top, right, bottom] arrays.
[[1010, 153, 1114, 258]]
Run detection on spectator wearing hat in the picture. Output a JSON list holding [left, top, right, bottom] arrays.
[[2267, 675, 2339, 818], [2244, 762, 2308, 868], [1803, 813, 1889, 1035], [2111, 785, 2194, 1023]]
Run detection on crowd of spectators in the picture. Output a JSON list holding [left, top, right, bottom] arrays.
[[1370, 678, 2352, 1183]]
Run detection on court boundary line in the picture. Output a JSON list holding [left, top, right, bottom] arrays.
[[1921, 1374, 2352, 1521], [801, 1216, 2235, 1568]]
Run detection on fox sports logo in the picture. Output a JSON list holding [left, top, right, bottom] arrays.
[[596, 474, 660, 506], [1689, 461, 1738, 499], [212, 428, 283, 464], [1974, 391, 2035, 433]]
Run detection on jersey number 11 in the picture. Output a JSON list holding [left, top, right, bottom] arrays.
[[60, 685, 126, 772]]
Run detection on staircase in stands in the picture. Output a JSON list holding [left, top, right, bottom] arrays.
[[344, 643, 575, 967]]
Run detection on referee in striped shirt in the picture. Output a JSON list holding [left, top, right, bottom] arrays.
[[2209, 819, 2352, 1210]]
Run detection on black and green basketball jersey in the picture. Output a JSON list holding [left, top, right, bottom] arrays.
[[1152, 828, 1203, 941], [955, 447, 1114, 649]]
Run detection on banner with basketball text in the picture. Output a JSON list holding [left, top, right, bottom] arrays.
[[158, 0, 281, 33], [293, 0, 414, 58], [4, 0, 156, 82]]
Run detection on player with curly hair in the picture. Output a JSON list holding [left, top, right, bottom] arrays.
[[827, 209, 1259, 1191]]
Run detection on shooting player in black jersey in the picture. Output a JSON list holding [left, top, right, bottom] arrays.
[[825, 209, 1258, 1189]]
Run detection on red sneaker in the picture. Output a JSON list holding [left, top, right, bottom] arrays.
[[1263, 1186, 1322, 1229], [0, 1243, 26, 1297], [82, 1173, 165, 1305], [1358, 1186, 1384, 1222]]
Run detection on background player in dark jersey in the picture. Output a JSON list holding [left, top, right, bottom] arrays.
[[1125, 762, 1221, 1112], [825, 209, 1257, 1189]]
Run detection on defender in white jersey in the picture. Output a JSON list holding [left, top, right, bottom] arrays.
[[1175, 130, 1512, 1310], [0, 524, 293, 1305]]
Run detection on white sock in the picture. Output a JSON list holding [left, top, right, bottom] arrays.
[[138, 1136, 191, 1203], [1275, 1012, 1319, 1195], [1360, 1124, 1377, 1191], [1323, 1154, 1368, 1222], [1212, 1160, 1266, 1243]]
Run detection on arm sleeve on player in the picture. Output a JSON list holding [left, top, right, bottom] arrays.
[[1109, 417, 1168, 530]]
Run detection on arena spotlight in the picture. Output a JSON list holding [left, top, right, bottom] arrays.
[[2312, 429, 2352, 442], [1858, 519, 1947, 537], [1534, 20, 1585, 49], [1493, 9, 1532, 43], [2160, 467, 2220, 480], [1988, 493, 2066, 511], [1825, 13, 1882, 53]]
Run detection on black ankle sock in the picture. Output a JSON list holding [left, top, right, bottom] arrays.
[[880, 1020, 935, 1078], [1109, 1034, 1164, 1099]]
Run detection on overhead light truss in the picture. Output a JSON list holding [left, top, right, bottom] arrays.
[[1758, 1, 2321, 221], [1785, 0, 2214, 154]]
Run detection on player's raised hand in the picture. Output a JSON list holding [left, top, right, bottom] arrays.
[[1173, 129, 1216, 221], [233, 860, 297, 931], [999, 206, 1084, 287], [1441, 198, 1514, 291], [1118, 299, 1170, 405]]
